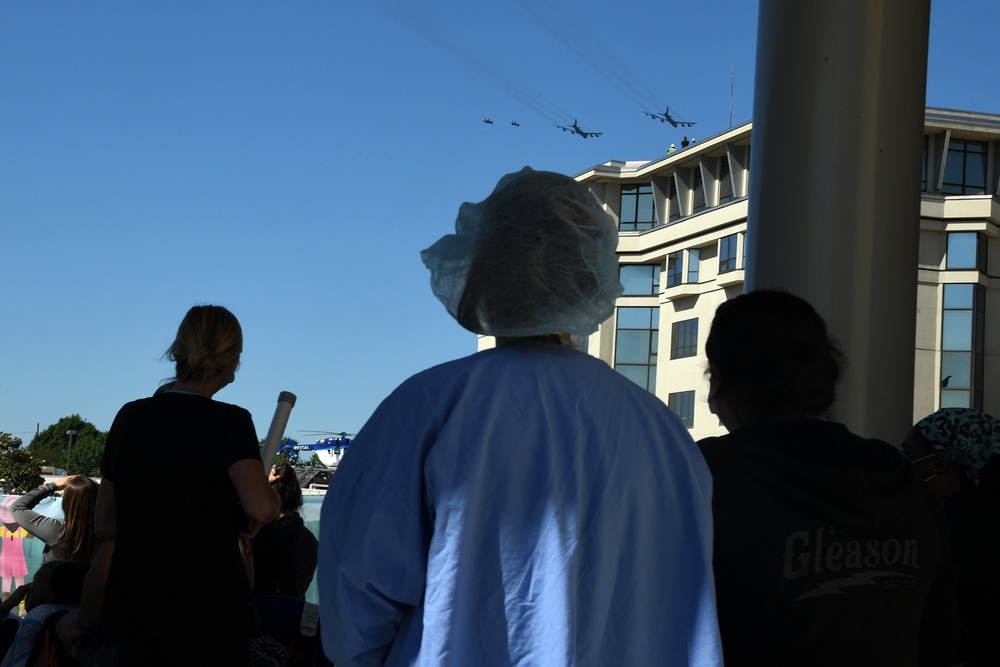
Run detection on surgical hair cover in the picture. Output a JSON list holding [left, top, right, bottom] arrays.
[[421, 167, 623, 337]]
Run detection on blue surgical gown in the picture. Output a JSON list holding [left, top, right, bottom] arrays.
[[319, 342, 721, 666]]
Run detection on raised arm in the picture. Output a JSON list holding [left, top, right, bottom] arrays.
[[229, 459, 279, 535], [11, 478, 70, 545]]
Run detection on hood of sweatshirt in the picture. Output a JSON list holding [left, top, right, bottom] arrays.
[[699, 419, 919, 538]]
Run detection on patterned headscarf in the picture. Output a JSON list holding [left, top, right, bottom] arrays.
[[915, 408, 1000, 486]]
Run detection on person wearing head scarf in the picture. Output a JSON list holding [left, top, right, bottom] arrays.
[[907, 408, 1000, 489], [318, 168, 722, 667], [904, 408, 1000, 666]]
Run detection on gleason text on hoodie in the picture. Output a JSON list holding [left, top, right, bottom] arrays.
[[699, 419, 960, 667]]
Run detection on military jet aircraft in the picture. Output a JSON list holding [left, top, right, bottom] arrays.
[[643, 107, 696, 128], [554, 119, 602, 138]]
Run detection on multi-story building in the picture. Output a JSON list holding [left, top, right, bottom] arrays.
[[566, 107, 1000, 440]]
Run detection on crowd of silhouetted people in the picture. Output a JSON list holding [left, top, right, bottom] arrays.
[[2, 169, 996, 666], [315, 169, 997, 667]]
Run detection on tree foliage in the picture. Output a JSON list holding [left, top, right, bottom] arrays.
[[28, 415, 107, 477], [258, 436, 300, 467], [66, 432, 107, 478], [0, 432, 44, 493]]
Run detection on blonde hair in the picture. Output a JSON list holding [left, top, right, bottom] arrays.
[[168, 305, 243, 384]]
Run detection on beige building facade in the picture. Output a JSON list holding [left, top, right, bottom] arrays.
[[562, 107, 1000, 440]]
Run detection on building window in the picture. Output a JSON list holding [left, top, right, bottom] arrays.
[[620, 264, 661, 295], [946, 232, 987, 271], [921, 135, 929, 192], [670, 318, 698, 359], [687, 248, 700, 283], [940, 283, 985, 410], [692, 168, 706, 213], [719, 234, 739, 273], [942, 139, 987, 195], [615, 307, 659, 393], [666, 252, 682, 288], [719, 158, 734, 203], [620, 184, 657, 231], [668, 390, 695, 429], [668, 184, 680, 222]]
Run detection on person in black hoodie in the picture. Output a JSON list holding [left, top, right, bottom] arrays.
[[698, 290, 960, 666]]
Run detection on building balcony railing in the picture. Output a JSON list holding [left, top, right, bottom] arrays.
[[716, 269, 745, 288], [664, 283, 703, 301]]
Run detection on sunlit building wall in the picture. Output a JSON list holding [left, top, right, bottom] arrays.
[[566, 107, 1000, 440]]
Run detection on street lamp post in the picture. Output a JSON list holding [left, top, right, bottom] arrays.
[[65, 429, 78, 475]]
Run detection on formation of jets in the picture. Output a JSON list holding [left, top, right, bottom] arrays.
[[554, 119, 602, 138], [643, 107, 696, 128], [482, 109, 696, 138], [483, 117, 603, 138]]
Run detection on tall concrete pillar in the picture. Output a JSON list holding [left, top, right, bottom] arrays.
[[746, 0, 931, 443]]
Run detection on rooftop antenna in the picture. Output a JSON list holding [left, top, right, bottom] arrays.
[[730, 65, 735, 128]]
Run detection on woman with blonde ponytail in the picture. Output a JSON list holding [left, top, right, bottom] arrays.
[[59, 305, 279, 666]]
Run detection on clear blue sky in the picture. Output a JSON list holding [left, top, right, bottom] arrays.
[[1, 1, 997, 444]]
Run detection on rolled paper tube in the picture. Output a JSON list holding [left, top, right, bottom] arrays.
[[261, 391, 296, 473]]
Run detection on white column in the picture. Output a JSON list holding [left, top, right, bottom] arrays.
[[746, 0, 931, 443]]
